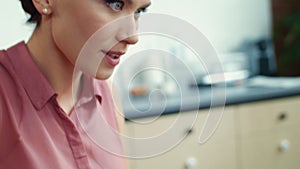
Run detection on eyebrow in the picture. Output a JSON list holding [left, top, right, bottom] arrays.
[[140, 2, 151, 10], [127, 0, 152, 10]]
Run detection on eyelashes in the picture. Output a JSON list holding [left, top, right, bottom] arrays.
[[105, 0, 125, 12], [104, 0, 148, 17], [135, 7, 147, 14], [134, 8, 147, 18]]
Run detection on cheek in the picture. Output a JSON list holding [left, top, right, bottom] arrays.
[[51, 19, 86, 65], [51, 10, 111, 66]]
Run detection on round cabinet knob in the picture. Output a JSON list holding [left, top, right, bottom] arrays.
[[278, 112, 288, 121], [186, 128, 193, 135], [279, 139, 290, 152], [185, 157, 197, 169]]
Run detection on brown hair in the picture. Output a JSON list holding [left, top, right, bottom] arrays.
[[20, 0, 41, 25]]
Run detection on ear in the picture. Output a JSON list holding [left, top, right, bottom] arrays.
[[32, 0, 52, 15]]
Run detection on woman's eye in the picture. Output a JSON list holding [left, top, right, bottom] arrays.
[[134, 8, 147, 18], [107, 1, 124, 12]]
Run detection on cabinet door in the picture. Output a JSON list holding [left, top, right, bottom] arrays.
[[125, 107, 237, 169], [239, 126, 300, 169], [237, 96, 300, 169], [237, 96, 300, 136]]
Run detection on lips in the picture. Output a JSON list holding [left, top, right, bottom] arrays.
[[107, 53, 120, 59], [102, 50, 125, 67]]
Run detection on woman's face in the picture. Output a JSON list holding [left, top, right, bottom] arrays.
[[49, 0, 151, 79]]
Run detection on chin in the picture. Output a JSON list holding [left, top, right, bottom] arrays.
[[95, 70, 113, 80]]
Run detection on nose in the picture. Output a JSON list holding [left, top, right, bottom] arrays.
[[122, 34, 138, 45], [116, 14, 139, 45]]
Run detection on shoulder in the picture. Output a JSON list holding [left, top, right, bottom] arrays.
[[0, 47, 23, 114], [0, 49, 6, 57], [0, 47, 17, 82], [0, 49, 21, 144], [0, 49, 19, 94]]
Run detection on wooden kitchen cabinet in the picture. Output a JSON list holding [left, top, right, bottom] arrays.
[[238, 127, 300, 169], [236, 96, 300, 169], [125, 107, 238, 169], [124, 96, 300, 169]]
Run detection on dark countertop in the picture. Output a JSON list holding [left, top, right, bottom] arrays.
[[123, 76, 300, 119]]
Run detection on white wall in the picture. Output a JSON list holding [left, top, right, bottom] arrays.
[[0, 0, 272, 52], [149, 0, 272, 52], [0, 0, 34, 49]]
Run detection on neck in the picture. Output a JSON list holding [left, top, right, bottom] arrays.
[[27, 23, 80, 114]]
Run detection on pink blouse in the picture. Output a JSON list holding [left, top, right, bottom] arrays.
[[0, 42, 126, 169]]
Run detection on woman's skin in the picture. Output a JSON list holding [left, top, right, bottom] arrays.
[[27, 0, 151, 114]]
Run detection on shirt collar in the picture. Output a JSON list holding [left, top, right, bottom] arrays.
[[77, 74, 103, 107], [7, 42, 56, 110], [7, 42, 104, 110]]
